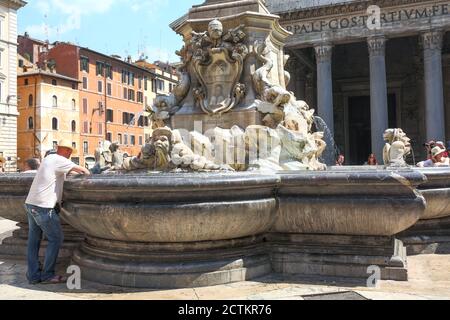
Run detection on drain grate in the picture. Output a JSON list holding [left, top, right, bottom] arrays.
[[303, 291, 369, 300]]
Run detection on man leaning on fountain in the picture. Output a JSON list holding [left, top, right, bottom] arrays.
[[24, 139, 91, 285]]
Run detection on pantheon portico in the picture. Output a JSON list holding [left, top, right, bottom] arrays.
[[266, 0, 450, 164]]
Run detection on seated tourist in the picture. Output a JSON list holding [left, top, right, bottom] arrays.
[[417, 146, 449, 167], [335, 154, 345, 166], [365, 153, 378, 166], [23, 158, 40, 173]]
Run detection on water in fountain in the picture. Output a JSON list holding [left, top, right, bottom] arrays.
[[314, 116, 339, 166]]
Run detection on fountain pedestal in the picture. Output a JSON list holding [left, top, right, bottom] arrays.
[[270, 234, 407, 281]]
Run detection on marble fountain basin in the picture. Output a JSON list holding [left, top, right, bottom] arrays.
[[57, 168, 427, 288], [0, 174, 83, 258], [398, 168, 450, 255], [415, 168, 450, 220], [0, 174, 34, 223]]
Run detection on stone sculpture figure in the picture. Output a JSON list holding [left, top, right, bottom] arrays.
[[147, 49, 191, 128], [383, 128, 412, 167], [127, 17, 327, 173], [252, 40, 291, 107], [92, 141, 124, 174], [121, 127, 227, 172]]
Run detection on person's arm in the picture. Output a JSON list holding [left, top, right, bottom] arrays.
[[68, 165, 91, 175]]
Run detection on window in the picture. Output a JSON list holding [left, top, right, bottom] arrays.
[[83, 121, 88, 133], [80, 57, 89, 72], [98, 101, 103, 113], [124, 134, 128, 145], [129, 72, 134, 86], [98, 81, 103, 93], [138, 115, 144, 127], [118, 133, 123, 145], [72, 99, 76, 110], [24, 79, 29, 86], [53, 141, 58, 150], [106, 109, 113, 122], [106, 132, 112, 142], [71, 120, 76, 132], [52, 95, 58, 108], [137, 92, 143, 103], [121, 70, 127, 84], [105, 64, 113, 79], [122, 112, 130, 125], [130, 135, 136, 146], [123, 87, 127, 99], [82, 77, 88, 90], [28, 117, 33, 130], [107, 83, 112, 96], [83, 99, 88, 114], [96, 61, 104, 76], [158, 80, 165, 91], [169, 83, 173, 92], [72, 83, 76, 90], [28, 94, 33, 107], [128, 89, 135, 101], [72, 142, 77, 150], [138, 76, 142, 90], [144, 76, 148, 91], [83, 141, 89, 154], [52, 117, 58, 130], [138, 136, 143, 146], [151, 79, 156, 93], [52, 79, 57, 86], [98, 123, 103, 135], [18, 58, 23, 68]]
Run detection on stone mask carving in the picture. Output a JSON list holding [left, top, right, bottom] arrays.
[[383, 128, 412, 167]]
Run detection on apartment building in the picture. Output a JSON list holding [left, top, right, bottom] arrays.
[[17, 54, 80, 169], [0, 0, 26, 172]]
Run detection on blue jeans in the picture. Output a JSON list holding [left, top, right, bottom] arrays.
[[25, 204, 64, 283]]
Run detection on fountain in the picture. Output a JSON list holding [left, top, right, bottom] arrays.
[[1, 0, 449, 288]]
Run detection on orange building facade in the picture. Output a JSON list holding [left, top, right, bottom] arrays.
[[18, 34, 180, 168], [46, 43, 153, 167]]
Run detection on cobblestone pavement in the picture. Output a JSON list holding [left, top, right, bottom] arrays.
[[1, 219, 449, 300]]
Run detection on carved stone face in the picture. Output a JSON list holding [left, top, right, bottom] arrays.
[[208, 19, 223, 41], [153, 134, 171, 154]]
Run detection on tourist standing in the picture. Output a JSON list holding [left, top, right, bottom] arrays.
[[24, 139, 90, 284]]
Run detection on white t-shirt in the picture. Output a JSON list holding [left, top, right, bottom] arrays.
[[25, 154, 76, 209]]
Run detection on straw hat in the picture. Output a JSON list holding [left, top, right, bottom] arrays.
[[57, 139, 77, 154], [431, 146, 446, 157]]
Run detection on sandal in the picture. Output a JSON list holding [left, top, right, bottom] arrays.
[[40, 275, 68, 285]]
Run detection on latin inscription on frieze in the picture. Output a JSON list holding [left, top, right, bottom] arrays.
[[284, 3, 450, 35]]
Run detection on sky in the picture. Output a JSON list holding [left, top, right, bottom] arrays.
[[18, 0, 202, 63]]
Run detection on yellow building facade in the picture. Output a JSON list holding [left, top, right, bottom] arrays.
[[17, 58, 80, 170]]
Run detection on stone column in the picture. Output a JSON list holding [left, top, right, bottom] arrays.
[[422, 30, 445, 142], [368, 36, 389, 161], [314, 43, 334, 135]]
